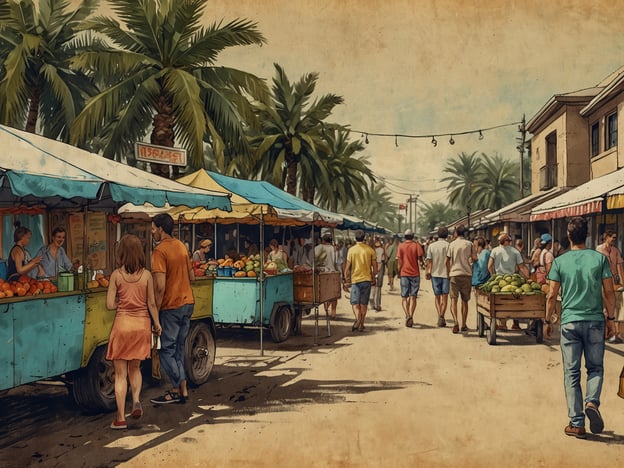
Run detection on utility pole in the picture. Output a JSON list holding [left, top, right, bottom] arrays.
[[407, 194, 419, 234], [517, 114, 527, 198]]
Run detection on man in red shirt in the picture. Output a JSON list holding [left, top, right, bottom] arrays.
[[397, 229, 424, 327]]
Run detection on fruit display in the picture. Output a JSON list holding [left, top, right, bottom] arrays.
[[0, 275, 58, 298], [478, 273, 544, 295]]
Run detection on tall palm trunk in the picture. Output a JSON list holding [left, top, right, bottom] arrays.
[[302, 184, 315, 204], [150, 95, 174, 178], [25, 84, 41, 133], [285, 152, 298, 195]]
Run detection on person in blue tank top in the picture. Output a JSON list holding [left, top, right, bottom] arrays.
[[545, 216, 617, 439]]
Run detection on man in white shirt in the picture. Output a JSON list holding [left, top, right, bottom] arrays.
[[425, 226, 450, 327]]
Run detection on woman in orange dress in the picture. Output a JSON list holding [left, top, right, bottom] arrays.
[[106, 234, 162, 429]]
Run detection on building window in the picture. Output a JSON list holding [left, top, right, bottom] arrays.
[[591, 121, 599, 157], [606, 112, 617, 150]]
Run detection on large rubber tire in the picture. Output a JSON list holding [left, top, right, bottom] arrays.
[[184, 321, 216, 386], [270, 305, 293, 343], [487, 319, 497, 345], [477, 313, 485, 337], [71, 346, 116, 413], [535, 320, 544, 344]]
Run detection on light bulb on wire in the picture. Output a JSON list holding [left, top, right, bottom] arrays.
[[478, 130, 484, 140], [431, 136, 437, 147], [449, 135, 455, 145]]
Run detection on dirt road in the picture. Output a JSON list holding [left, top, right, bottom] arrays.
[[1, 281, 623, 467]]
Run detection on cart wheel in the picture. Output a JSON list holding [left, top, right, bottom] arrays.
[[184, 321, 216, 386], [487, 319, 497, 345], [477, 313, 485, 337], [535, 320, 544, 344], [270, 305, 293, 343], [71, 345, 116, 413]]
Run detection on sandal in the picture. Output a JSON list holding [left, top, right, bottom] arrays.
[[406, 316, 413, 328], [131, 401, 143, 419], [352, 320, 360, 332], [452, 325, 459, 334]]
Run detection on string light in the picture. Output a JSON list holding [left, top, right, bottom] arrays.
[[350, 120, 520, 147]]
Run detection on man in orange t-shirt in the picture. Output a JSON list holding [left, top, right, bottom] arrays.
[[150, 213, 195, 405], [397, 229, 424, 327]]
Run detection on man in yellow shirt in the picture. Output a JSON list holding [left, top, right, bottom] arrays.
[[343, 230, 377, 332]]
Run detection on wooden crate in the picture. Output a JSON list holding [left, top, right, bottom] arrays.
[[293, 271, 341, 304], [476, 289, 545, 320]]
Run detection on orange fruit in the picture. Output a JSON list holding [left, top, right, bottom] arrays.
[[4, 290, 14, 298], [16, 287, 26, 297]]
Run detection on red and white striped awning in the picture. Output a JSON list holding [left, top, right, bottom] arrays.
[[530, 168, 624, 221]]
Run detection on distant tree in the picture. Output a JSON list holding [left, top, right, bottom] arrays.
[[251, 63, 343, 195], [418, 201, 462, 235], [441, 151, 482, 216], [471, 153, 519, 210], [310, 125, 375, 209], [340, 182, 395, 231]]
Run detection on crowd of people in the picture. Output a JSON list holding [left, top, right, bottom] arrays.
[[350, 218, 621, 441], [13, 214, 614, 436]]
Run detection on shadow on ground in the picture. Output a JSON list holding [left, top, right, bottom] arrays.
[[0, 312, 425, 468]]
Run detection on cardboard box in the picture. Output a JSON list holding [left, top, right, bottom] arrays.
[[293, 271, 341, 303]]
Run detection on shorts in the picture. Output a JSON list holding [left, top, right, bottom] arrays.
[[350, 281, 372, 305], [450, 275, 472, 302], [400, 276, 420, 297], [431, 277, 450, 296]]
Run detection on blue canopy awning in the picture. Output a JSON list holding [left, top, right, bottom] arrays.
[[0, 125, 231, 211]]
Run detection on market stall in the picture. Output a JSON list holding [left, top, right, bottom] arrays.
[[0, 124, 231, 412], [122, 170, 346, 350]]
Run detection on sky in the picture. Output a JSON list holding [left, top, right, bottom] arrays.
[[96, 0, 624, 213]]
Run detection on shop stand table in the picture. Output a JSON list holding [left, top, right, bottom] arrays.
[[293, 271, 342, 345]]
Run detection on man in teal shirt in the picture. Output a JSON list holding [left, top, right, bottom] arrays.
[[545, 217, 617, 439]]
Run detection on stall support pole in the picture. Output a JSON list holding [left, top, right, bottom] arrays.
[[259, 214, 265, 356]]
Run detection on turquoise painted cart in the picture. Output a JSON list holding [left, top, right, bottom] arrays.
[[0, 277, 217, 413], [212, 273, 294, 342]]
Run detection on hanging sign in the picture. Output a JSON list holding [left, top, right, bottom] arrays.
[[135, 142, 187, 166]]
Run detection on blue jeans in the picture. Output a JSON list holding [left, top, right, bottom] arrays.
[[159, 304, 194, 388], [560, 320, 605, 427]]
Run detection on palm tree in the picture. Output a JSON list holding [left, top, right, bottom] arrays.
[[304, 125, 375, 208], [251, 63, 344, 195], [418, 201, 462, 235], [341, 183, 395, 230], [441, 151, 483, 215], [0, 0, 98, 140], [70, 0, 268, 177], [472, 153, 519, 210]]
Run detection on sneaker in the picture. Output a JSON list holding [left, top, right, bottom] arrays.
[[564, 425, 587, 439], [150, 391, 181, 405], [437, 316, 446, 327], [585, 403, 604, 434], [110, 419, 127, 430]]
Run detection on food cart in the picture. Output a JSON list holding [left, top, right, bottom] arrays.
[[475, 289, 546, 345], [0, 125, 231, 412]]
